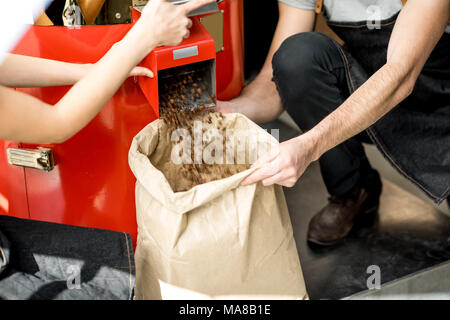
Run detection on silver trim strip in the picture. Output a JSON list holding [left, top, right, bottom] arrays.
[[173, 46, 199, 60]]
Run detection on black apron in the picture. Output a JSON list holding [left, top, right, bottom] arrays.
[[325, 11, 450, 204]]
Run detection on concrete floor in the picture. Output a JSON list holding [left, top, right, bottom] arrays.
[[261, 117, 450, 299]]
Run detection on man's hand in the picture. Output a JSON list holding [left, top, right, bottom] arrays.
[[241, 135, 318, 187], [215, 100, 240, 113], [214, 87, 283, 124]]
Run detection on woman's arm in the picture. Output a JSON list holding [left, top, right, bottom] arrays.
[[0, 54, 154, 88], [0, 0, 213, 144], [242, 0, 450, 187], [0, 54, 92, 88]]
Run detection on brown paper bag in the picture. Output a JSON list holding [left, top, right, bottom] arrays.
[[128, 113, 308, 300]]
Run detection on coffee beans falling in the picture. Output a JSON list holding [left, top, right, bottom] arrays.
[[156, 72, 250, 192]]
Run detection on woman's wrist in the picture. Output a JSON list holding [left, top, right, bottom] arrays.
[[103, 38, 146, 71], [122, 21, 159, 58]]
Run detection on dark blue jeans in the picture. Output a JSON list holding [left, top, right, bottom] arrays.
[[272, 32, 377, 196], [0, 215, 135, 300]]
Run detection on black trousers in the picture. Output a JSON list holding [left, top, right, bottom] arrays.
[[272, 32, 378, 196]]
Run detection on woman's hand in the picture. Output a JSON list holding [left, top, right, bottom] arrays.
[[129, 0, 214, 55], [241, 135, 318, 187], [129, 66, 154, 78]]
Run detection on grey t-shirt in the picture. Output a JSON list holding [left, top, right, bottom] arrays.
[[278, 0, 450, 33]]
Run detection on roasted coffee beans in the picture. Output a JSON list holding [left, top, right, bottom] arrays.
[[157, 73, 249, 192]]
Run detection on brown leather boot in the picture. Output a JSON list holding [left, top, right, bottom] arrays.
[[307, 174, 382, 246]]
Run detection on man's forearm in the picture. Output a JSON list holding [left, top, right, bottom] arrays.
[[239, 0, 449, 188], [305, 62, 413, 161], [0, 54, 89, 88], [305, 0, 450, 162]]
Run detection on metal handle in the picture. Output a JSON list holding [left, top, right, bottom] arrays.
[[6, 147, 55, 172]]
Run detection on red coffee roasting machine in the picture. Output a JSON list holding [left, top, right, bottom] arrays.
[[0, 0, 244, 245]]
